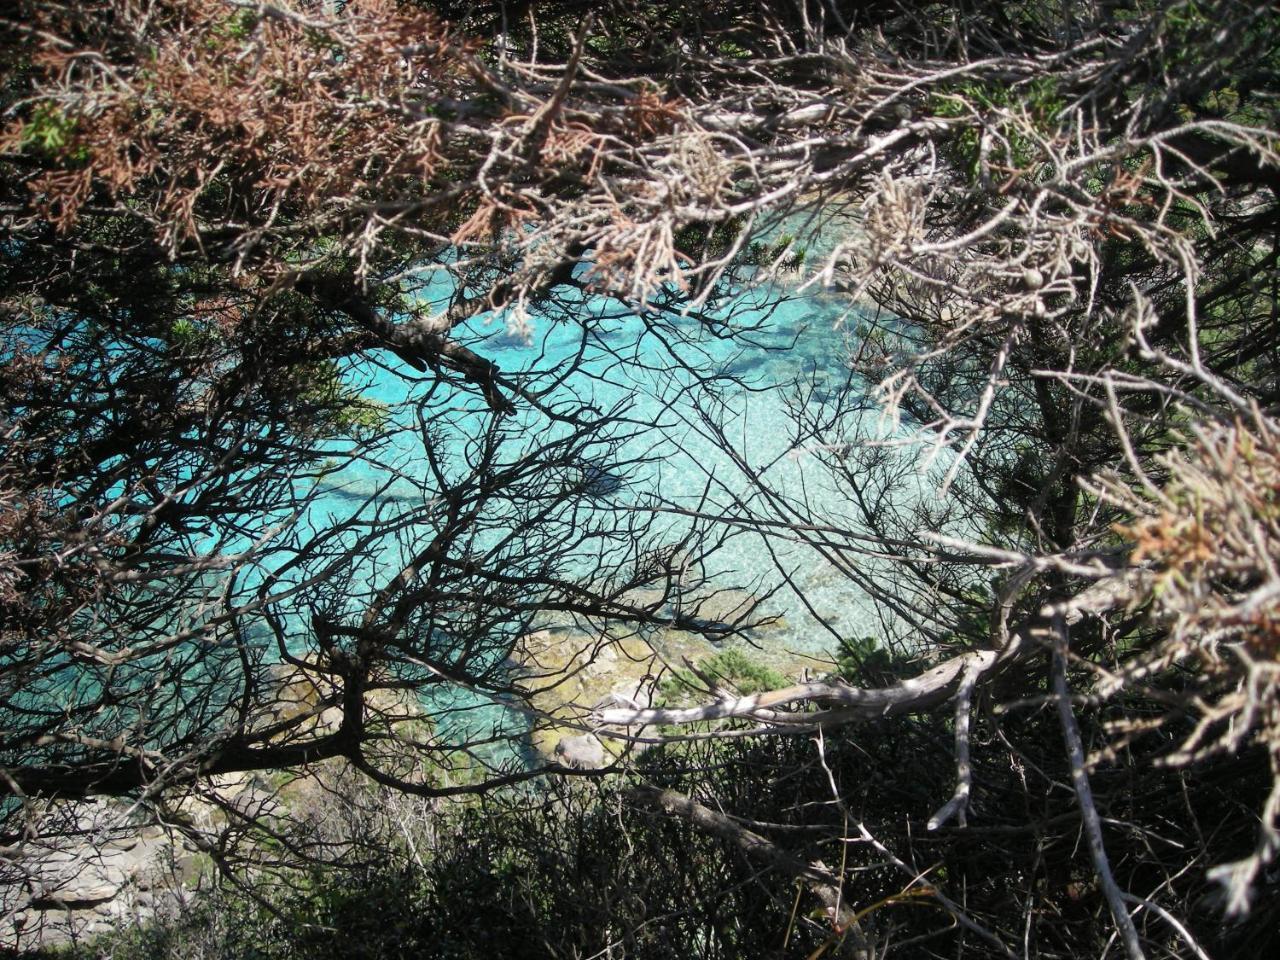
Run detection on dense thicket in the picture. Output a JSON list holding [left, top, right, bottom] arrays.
[[3, 1, 1279, 956], [36, 711, 1277, 959]]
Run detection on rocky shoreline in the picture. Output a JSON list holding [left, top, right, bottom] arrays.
[[510, 587, 834, 767], [3, 600, 833, 951], [0, 660, 376, 953], [2, 794, 209, 950]]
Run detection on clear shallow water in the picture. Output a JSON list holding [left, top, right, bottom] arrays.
[[235, 266, 970, 766], [297, 274, 953, 663], [8, 245, 959, 774]]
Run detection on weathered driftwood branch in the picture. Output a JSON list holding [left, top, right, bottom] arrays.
[[1051, 617, 1146, 960], [593, 575, 1139, 736], [593, 649, 998, 729], [927, 655, 982, 830]]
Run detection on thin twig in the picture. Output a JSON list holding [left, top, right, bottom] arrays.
[[1052, 616, 1146, 960]]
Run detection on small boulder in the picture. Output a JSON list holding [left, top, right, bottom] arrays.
[[554, 734, 607, 769]]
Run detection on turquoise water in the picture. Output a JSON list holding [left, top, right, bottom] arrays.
[[236, 264, 967, 766], [293, 270, 953, 652], [6, 265, 956, 776]]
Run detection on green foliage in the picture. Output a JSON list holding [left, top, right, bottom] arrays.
[[672, 217, 744, 261], [657, 648, 788, 704], [19, 103, 83, 160], [281, 359, 389, 438], [224, 9, 259, 40], [43, 720, 1277, 960], [833, 635, 915, 686], [207, 9, 259, 46], [166, 318, 218, 353], [671, 218, 808, 274], [928, 76, 1063, 180], [744, 232, 808, 271], [717, 39, 751, 60]]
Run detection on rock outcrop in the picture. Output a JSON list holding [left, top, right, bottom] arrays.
[[1, 799, 200, 951], [509, 590, 822, 765], [553, 734, 608, 769]]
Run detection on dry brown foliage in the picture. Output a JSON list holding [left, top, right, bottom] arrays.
[[3, 0, 465, 260], [1093, 414, 1280, 912]]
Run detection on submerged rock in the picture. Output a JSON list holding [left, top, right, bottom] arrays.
[[574, 463, 626, 498]]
